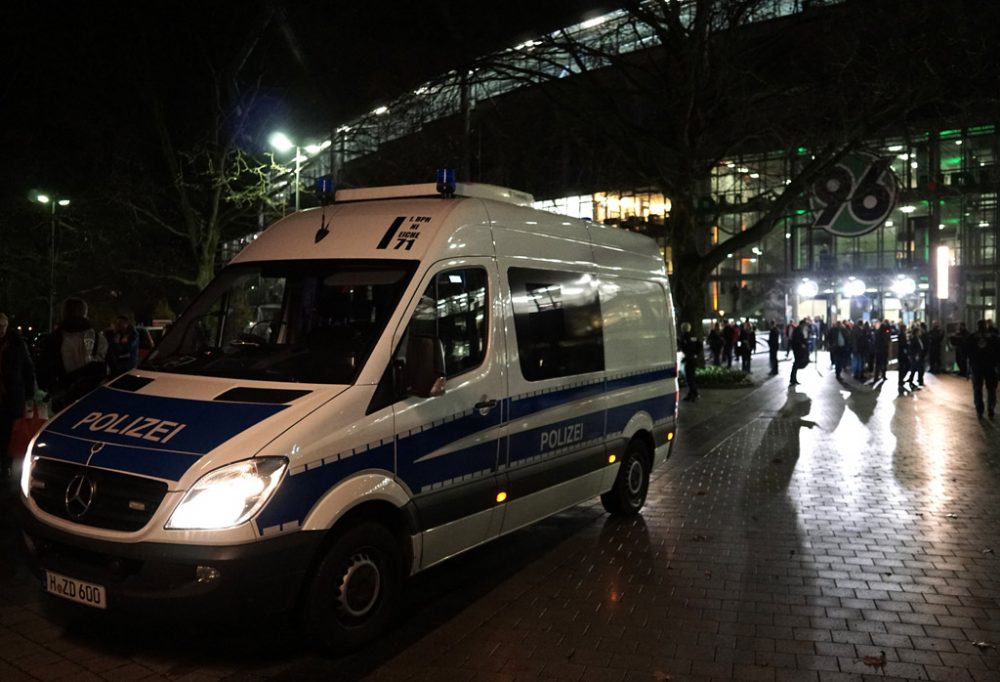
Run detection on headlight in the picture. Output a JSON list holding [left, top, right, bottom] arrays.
[[20, 453, 35, 499], [166, 457, 287, 530]]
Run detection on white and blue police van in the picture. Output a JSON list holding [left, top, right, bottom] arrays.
[[19, 174, 678, 651]]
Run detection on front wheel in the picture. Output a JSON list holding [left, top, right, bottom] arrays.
[[601, 439, 650, 516], [301, 521, 403, 654]]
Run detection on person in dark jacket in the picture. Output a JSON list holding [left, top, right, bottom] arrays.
[[680, 322, 702, 402], [851, 320, 870, 381], [707, 322, 723, 366], [106, 314, 139, 377], [964, 319, 999, 418], [789, 319, 809, 386], [896, 322, 911, 395], [826, 321, 849, 380], [722, 320, 738, 368], [906, 325, 927, 388], [739, 320, 754, 372], [950, 322, 969, 377], [38, 297, 108, 413], [927, 321, 944, 373], [872, 319, 891, 382], [0, 312, 36, 478], [767, 320, 780, 375]]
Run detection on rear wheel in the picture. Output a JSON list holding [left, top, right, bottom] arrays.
[[601, 439, 650, 516], [302, 521, 403, 653]]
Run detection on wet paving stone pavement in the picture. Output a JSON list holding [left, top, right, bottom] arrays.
[[2, 356, 998, 681]]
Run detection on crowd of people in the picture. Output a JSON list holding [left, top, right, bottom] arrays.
[[682, 315, 1000, 419], [0, 298, 155, 478]]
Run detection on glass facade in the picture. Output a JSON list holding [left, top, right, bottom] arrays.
[[529, 126, 998, 327]]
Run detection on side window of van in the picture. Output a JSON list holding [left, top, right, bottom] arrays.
[[508, 268, 604, 381], [414, 268, 489, 378], [370, 267, 489, 413]]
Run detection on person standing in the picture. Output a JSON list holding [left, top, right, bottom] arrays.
[[905, 325, 926, 389], [679, 322, 702, 402], [707, 322, 723, 366], [767, 320, 780, 376], [863, 321, 875, 376], [896, 322, 911, 395], [107, 314, 139, 377], [964, 319, 999, 418], [851, 319, 869, 382], [951, 322, 969, 377], [739, 320, 754, 372], [789, 318, 809, 386], [38, 297, 109, 413], [873, 319, 891, 382], [722, 320, 738, 368], [927, 321, 944, 374], [0, 312, 36, 479], [827, 321, 849, 380], [916, 325, 928, 386]]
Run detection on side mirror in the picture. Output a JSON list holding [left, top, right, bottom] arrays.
[[398, 334, 446, 398]]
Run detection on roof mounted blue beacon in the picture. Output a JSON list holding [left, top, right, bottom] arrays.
[[436, 168, 456, 198], [315, 176, 336, 206]]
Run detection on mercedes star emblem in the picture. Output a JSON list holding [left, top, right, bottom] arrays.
[[65, 475, 97, 519]]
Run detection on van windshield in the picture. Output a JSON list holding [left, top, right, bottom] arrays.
[[144, 259, 417, 384]]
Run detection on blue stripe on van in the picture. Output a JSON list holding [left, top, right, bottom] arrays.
[[255, 441, 396, 533], [507, 381, 605, 420], [254, 364, 676, 530], [508, 410, 605, 466], [32, 431, 205, 482], [32, 431, 204, 481], [44, 387, 286, 454], [607, 394, 675, 434], [396, 408, 502, 490], [605, 366, 675, 393], [34, 388, 287, 481]]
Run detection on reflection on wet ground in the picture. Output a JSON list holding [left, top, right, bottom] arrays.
[[1, 361, 998, 680]]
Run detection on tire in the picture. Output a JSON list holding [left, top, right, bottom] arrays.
[[301, 521, 403, 654], [600, 439, 650, 516]]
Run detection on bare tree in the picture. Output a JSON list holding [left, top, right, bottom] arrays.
[[467, 0, 997, 326], [114, 6, 286, 292]]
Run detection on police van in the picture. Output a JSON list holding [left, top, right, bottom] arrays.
[[19, 176, 678, 650]]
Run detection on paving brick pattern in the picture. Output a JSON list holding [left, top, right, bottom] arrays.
[[1, 356, 998, 681]]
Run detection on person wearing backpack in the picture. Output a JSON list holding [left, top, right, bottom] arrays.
[[38, 297, 108, 414]]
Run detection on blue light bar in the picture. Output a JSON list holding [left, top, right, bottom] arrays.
[[315, 176, 335, 205], [436, 168, 456, 197]]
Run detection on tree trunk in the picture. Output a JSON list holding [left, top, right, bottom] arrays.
[[666, 191, 710, 334]]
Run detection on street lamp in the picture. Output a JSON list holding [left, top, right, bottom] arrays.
[[34, 193, 70, 332], [269, 132, 330, 211]]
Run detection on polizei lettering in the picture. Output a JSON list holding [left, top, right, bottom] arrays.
[[72, 412, 187, 444], [540, 422, 584, 452]]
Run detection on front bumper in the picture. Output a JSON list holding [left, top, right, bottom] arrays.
[[17, 503, 324, 619]]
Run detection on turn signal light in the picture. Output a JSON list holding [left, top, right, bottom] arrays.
[[608, 454, 617, 464], [496, 491, 507, 503]]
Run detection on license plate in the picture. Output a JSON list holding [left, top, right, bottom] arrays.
[[44, 571, 107, 609]]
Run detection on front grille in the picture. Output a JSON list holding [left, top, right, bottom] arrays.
[[31, 459, 169, 532]]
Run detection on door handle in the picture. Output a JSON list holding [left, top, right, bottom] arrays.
[[474, 398, 497, 413]]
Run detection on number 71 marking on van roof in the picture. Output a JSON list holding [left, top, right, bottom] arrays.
[[376, 216, 431, 250]]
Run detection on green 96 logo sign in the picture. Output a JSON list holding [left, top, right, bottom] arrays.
[[809, 150, 898, 237]]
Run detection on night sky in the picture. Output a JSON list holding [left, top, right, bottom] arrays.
[[2, 1, 617, 203]]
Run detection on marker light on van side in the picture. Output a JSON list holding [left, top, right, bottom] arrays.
[[166, 458, 287, 530]]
